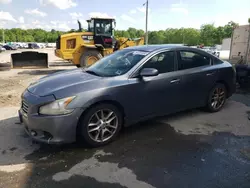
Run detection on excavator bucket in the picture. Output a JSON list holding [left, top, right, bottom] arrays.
[[11, 51, 49, 68]]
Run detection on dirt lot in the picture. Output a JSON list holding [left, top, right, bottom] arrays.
[[0, 49, 74, 107], [0, 49, 250, 188]]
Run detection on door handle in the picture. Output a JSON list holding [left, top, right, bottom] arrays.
[[206, 72, 216, 76], [170, 79, 180, 83]]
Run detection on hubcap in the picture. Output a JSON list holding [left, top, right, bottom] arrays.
[[211, 87, 225, 110], [87, 109, 118, 143]]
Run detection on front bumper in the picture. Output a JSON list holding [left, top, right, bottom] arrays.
[[20, 90, 83, 144]]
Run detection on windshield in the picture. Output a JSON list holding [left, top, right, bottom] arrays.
[[86, 49, 149, 77], [95, 20, 113, 36]]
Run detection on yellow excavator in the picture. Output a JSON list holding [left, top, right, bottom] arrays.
[[55, 17, 144, 67]]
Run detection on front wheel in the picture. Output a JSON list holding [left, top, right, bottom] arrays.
[[206, 83, 227, 112], [80, 50, 102, 68], [78, 103, 123, 147]]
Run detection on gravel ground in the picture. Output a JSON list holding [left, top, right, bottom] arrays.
[[0, 49, 250, 188], [0, 49, 74, 107]]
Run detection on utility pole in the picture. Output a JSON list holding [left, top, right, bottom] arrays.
[[143, 0, 149, 45]]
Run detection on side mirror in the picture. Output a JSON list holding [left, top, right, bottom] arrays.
[[140, 68, 159, 77]]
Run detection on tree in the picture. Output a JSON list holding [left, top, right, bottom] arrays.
[[0, 20, 243, 46], [200, 24, 217, 46], [214, 26, 225, 44], [127, 28, 137, 38], [223, 21, 239, 38]]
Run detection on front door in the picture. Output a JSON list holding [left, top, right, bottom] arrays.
[[126, 50, 183, 120]]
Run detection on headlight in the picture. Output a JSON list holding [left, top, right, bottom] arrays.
[[39, 96, 76, 115]]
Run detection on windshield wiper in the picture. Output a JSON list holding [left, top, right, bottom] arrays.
[[85, 70, 101, 76]]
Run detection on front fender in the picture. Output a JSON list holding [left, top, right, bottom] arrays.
[[81, 95, 115, 109]]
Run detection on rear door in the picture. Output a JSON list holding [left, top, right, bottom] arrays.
[[175, 49, 218, 110]]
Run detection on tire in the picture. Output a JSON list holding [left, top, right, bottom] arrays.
[[78, 103, 123, 147], [0, 63, 11, 71], [206, 83, 227, 112], [80, 50, 102, 68]]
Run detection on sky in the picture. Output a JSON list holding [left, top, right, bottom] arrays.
[[0, 0, 250, 31]]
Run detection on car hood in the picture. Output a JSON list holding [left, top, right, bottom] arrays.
[[27, 68, 100, 96]]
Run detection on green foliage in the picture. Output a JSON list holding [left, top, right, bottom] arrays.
[[0, 28, 65, 43], [0, 21, 239, 46], [115, 21, 238, 46]]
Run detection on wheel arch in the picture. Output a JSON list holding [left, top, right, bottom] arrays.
[[215, 80, 230, 98], [76, 99, 125, 138]]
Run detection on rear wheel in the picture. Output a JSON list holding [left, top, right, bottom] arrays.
[[206, 83, 227, 112], [78, 103, 123, 147], [80, 50, 102, 68]]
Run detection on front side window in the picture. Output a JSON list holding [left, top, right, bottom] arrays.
[[178, 50, 211, 70], [142, 51, 175, 74], [86, 49, 149, 77]]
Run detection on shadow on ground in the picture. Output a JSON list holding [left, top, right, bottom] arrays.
[[17, 69, 72, 75], [21, 121, 250, 188], [1, 117, 249, 188], [49, 61, 75, 67]]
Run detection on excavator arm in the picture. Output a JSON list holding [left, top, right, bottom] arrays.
[[115, 37, 144, 50]]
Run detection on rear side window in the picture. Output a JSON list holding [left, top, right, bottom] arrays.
[[142, 51, 175, 74], [178, 51, 211, 70], [213, 58, 223, 65]]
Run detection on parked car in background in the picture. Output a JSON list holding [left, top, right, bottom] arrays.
[[3, 44, 17, 50], [200, 46, 220, 58], [0, 45, 6, 52], [28, 43, 40, 49], [38, 43, 46, 48], [209, 47, 220, 58], [19, 45, 236, 147]]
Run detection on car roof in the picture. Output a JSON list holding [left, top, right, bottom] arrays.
[[125, 44, 191, 52]]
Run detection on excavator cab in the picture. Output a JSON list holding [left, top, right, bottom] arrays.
[[86, 18, 116, 48]]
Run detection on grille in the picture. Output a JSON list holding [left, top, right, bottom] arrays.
[[21, 100, 29, 115]]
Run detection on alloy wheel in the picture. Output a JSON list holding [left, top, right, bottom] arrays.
[[211, 87, 226, 110], [87, 109, 118, 143]]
